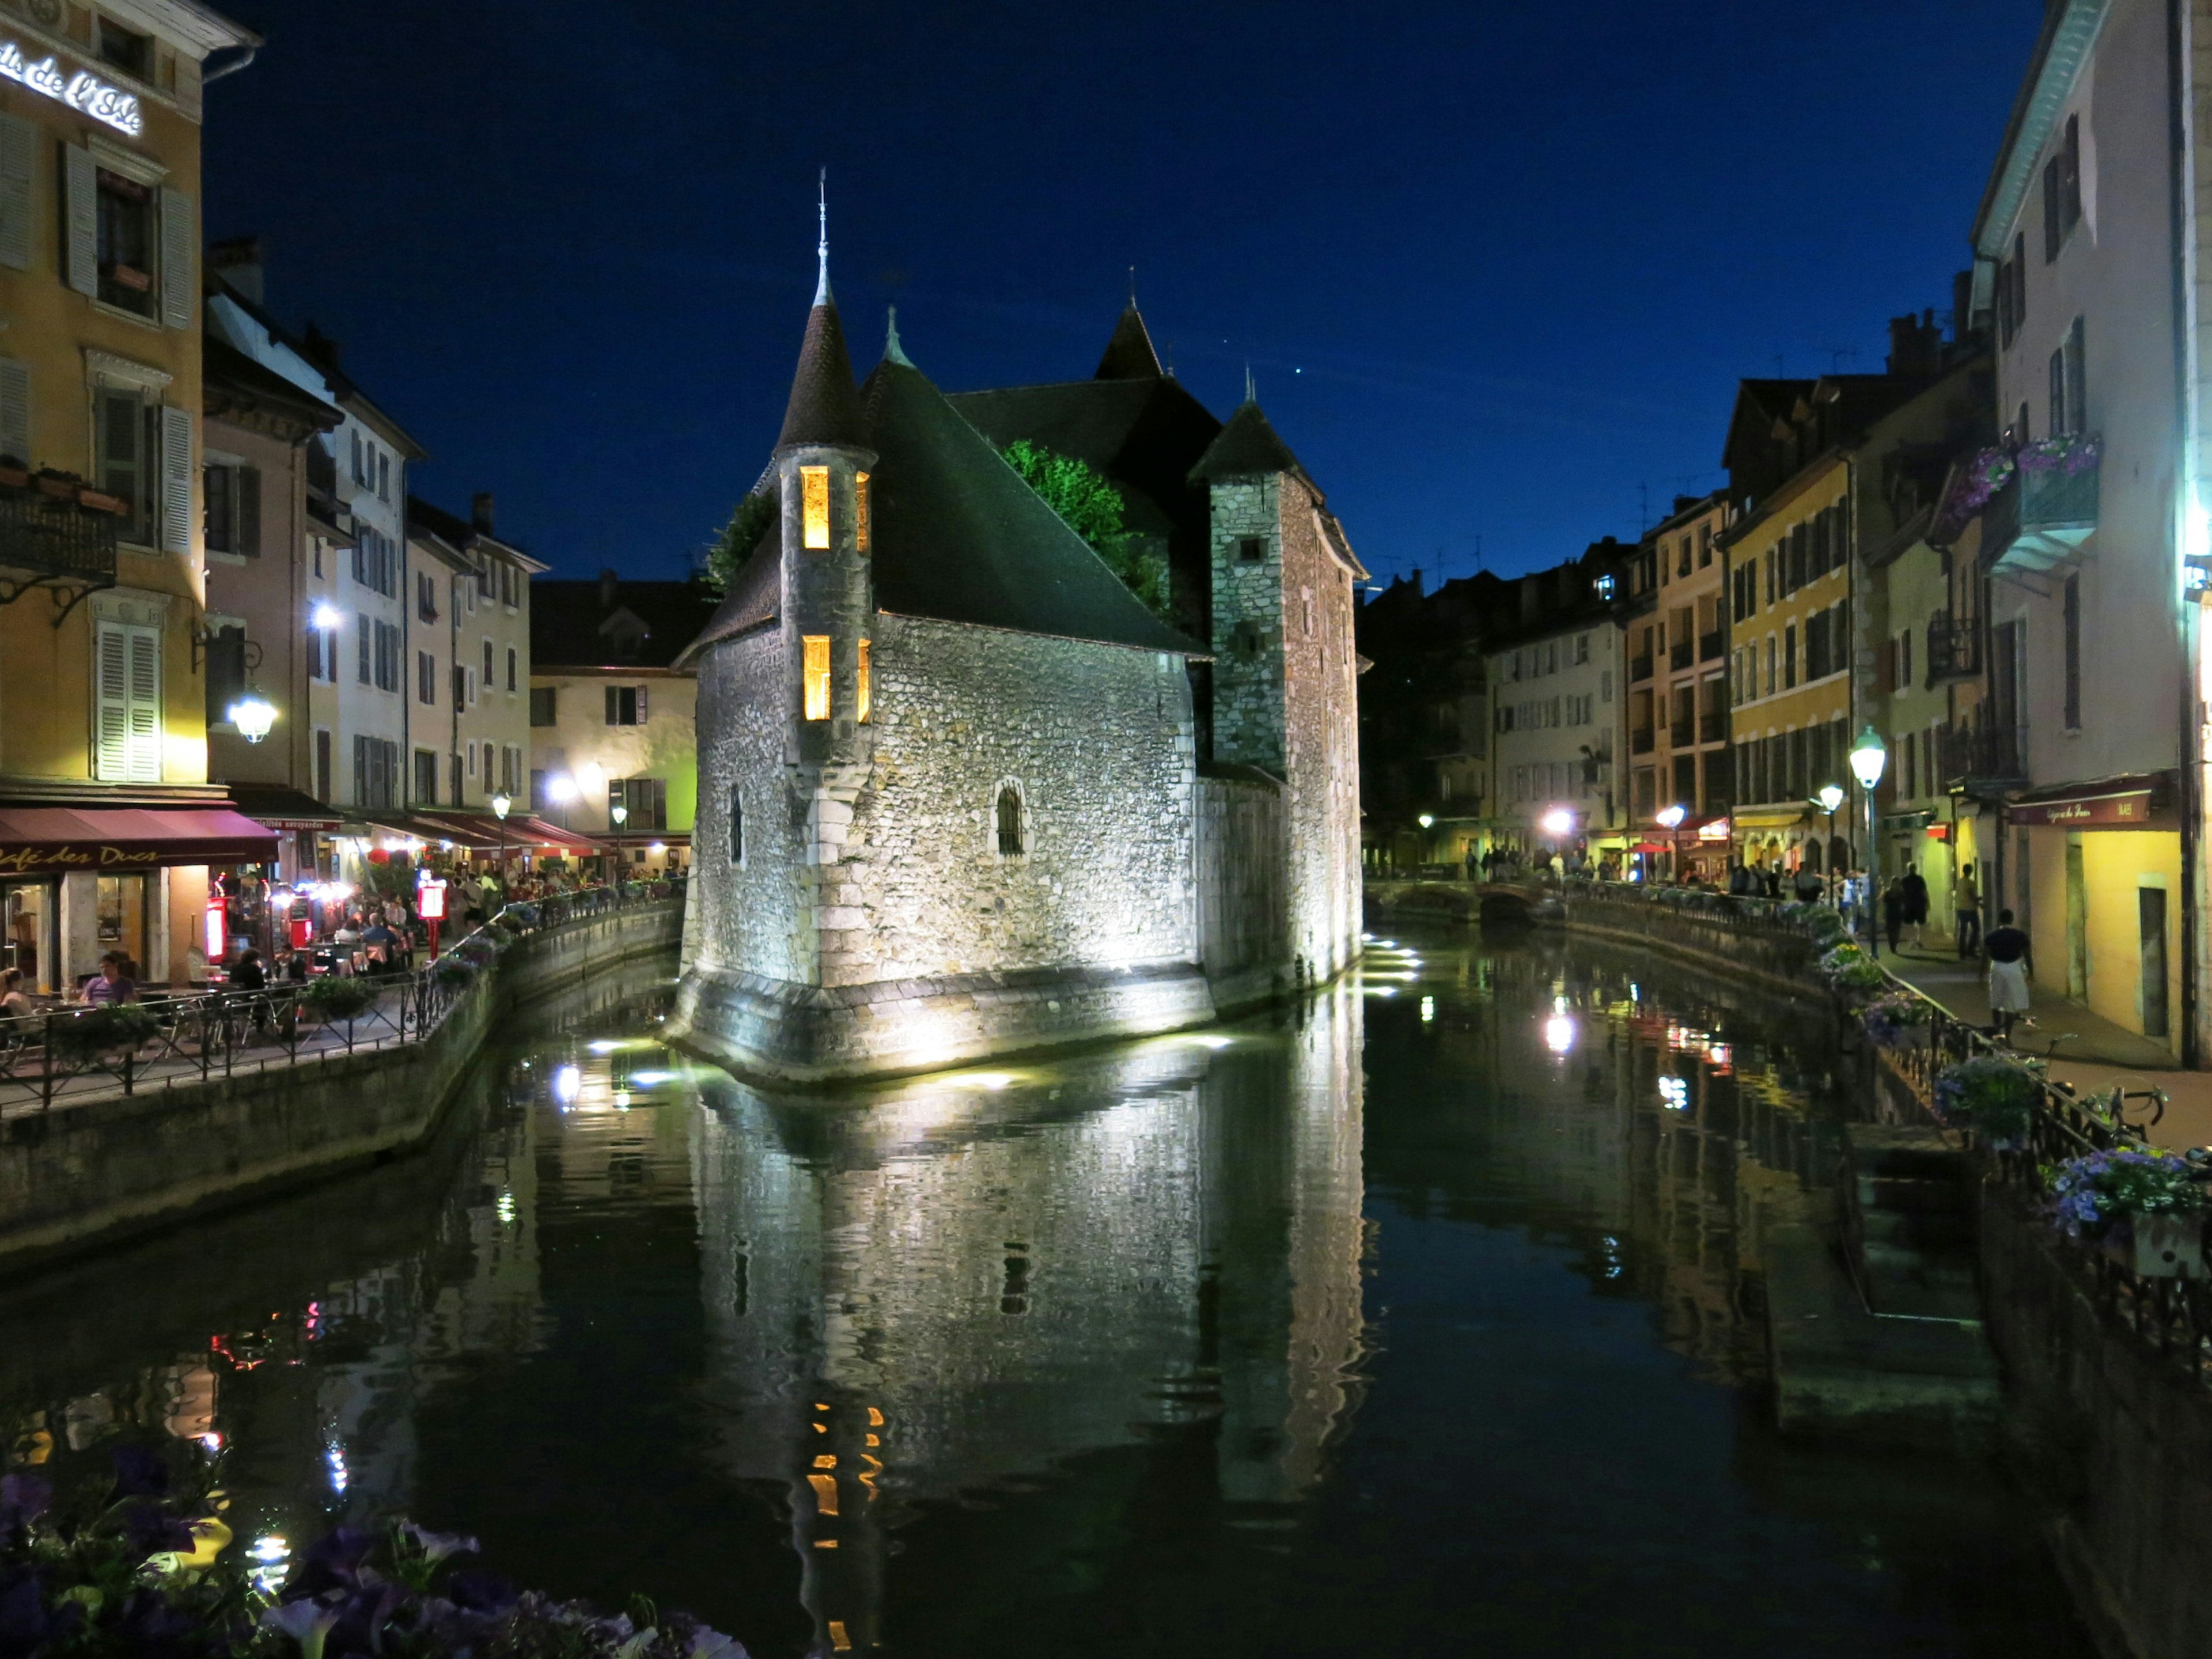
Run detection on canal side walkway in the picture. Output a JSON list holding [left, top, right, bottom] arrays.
[[1878, 941, 2212, 1152]]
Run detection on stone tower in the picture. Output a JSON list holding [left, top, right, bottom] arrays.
[[774, 232, 878, 986], [1192, 399, 1366, 983]]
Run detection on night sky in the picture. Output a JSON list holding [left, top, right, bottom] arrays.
[[202, 2, 2037, 587]]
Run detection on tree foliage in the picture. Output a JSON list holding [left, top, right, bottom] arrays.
[[700, 491, 779, 596], [1001, 440, 1172, 620]]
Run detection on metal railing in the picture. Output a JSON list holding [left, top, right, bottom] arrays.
[[1630, 726, 1656, 755], [0, 480, 120, 589], [1698, 630, 1724, 662], [0, 877, 685, 1115], [1925, 611, 1981, 683], [1629, 654, 1653, 684], [1669, 641, 1693, 672]]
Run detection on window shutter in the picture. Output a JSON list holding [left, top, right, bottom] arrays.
[[237, 465, 261, 554], [604, 685, 618, 725], [0, 113, 32, 271], [636, 684, 648, 723], [94, 624, 129, 779], [159, 406, 192, 554], [126, 626, 160, 781], [62, 143, 96, 296], [0, 356, 27, 465], [160, 187, 193, 328]]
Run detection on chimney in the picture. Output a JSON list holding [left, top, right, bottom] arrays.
[[207, 234, 263, 304], [1885, 312, 1940, 377], [599, 567, 618, 609], [471, 491, 495, 535]]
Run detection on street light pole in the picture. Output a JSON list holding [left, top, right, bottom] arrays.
[[1849, 728, 1889, 958], [491, 792, 511, 896], [611, 802, 629, 885]]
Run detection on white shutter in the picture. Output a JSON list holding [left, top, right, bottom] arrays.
[[94, 625, 129, 779], [159, 187, 192, 328], [160, 405, 192, 554], [62, 143, 96, 297], [636, 684, 648, 724], [126, 627, 161, 781], [0, 113, 33, 271], [0, 357, 28, 465]]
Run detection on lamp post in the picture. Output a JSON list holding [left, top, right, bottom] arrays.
[[491, 792, 511, 894], [611, 802, 628, 885], [1813, 783, 1846, 905], [228, 692, 276, 745], [1849, 728, 1888, 956], [1656, 802, 1686, 884]]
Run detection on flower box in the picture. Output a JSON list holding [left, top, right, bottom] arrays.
[[74, 488, 126, 514], [2119, 1215, 2206, 1279], [35, 475, 75, 500], [0, 465, 28, 489]]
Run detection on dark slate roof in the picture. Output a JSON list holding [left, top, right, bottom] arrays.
[[946, 376, 1218, 541], [681, 520, 782, 662], [201, 332, 343, 435], [529, 577, 722, 671], [1189, 400, 1313, 491], [406, 494, 476, 550], [1094, 303, 1164, 379], [776, 300, 868, 451], [862, 358, 1198, 653]]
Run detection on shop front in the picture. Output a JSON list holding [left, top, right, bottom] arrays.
[[2009, 774, 2181, 1052], [0, 802, 279, 993]]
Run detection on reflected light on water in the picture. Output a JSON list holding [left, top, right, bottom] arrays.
[[551, 1064, 581, 1107], [1544, 1014, 1576, 1055]]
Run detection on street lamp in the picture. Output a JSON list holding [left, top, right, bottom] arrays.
[[1813, 784, 1846, 904], [1849, 727, 1888, 955], [611, 801, 628, 882], [1656, 802, 1686, 885], [310, 601, 343, 633], [228, 691, 276, 744], [491, 791, 511, 891]]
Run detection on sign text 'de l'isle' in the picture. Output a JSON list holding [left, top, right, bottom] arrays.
[[0, 41, 143, 136]]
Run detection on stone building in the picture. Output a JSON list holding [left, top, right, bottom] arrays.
[[672, 238, 1363, 1080]]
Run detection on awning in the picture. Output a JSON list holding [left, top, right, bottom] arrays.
[[1731, 806, 1811, 831], [225, 782, 343, 831], [2008, 773, 2173, 830], [511, 815, 603, 855], [0, 806, 279, 876]]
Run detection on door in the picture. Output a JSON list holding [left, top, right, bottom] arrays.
[[2065, 836, 2088, 1001], [1, 879, 54, 995], [2140, 885, 2170, 1040], [95, 874, 147, 977]]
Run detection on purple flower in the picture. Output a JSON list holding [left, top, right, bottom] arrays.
[[282, 1525, 378, 1600], [119, 1501, 196, 1562]]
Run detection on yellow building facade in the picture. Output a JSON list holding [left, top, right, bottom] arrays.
[[0, 0, 257, 991]]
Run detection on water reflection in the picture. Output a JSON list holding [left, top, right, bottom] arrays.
[[0, 934, 2093, 1657]]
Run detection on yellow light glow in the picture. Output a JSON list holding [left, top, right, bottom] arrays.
[[808, 1473, 840, 1516], [803, 635, 831, 720], [857, 638, 870, 723], [854, 472, 871, 553], [801, 467, 830, 549]]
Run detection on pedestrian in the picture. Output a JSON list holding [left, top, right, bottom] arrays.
[[78, 952, 134, 1006], [361, 915, 398, 970], [229, 946, 267, 990], [1955, 863, 1982, 958], [1900, 867, 1930, 949], [1791, 862, 1824, 903], [0, 967, 31, 1018], [1984, 907, 2033, 1041], [1881, 878, 1904, 955]]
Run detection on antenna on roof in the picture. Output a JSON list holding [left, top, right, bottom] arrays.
[[885, 304, 911, 367], [1244, 362, 1256, 404], [814, 167, 830, 306], [1128, 264, 1137, 306]]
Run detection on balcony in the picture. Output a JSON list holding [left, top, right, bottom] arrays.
[[1698, 630, 1724, 662], [1671, 718, 1694, 748], [0, 472, 120, 615], [1983, 437, 2100, 577], [1925, 611, 1982, 683], [1939, 720, 2029, 791], [1631, 726, 1656, 755], [1630, 653, 1654, 684], [1669, 641, 1693, 672], [1699, 713, 1726, 744]]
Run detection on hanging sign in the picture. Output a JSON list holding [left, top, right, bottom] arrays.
[[0, 41, 143, 136]]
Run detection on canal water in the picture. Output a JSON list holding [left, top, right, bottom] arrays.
[[0, 931, 2094, 1656]]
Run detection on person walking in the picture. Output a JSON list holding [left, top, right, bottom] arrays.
[[1984, 908, 2033, 1041], [1791, 862, 1825, 903], [1955, 863, 1983, 958], [1881, 878, 1904, 955], [1900, 868, 1930, 950]]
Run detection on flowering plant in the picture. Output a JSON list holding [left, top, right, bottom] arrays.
[[1861, 991, 1931, 1048], [2046, 1146, 2209, 1240], [1820, 943, 1888, 998], [1932, 1056, 2039, 1149]]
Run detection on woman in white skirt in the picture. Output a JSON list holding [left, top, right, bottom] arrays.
[[1983, 907, 2033, 1041]]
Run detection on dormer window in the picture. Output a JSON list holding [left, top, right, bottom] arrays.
[[855, 472, 872, 553], [98, 20, 151, 80], [801, 467, 830, 550]]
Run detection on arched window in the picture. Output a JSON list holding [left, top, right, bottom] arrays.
[[995, 785, 1024, 858], [728, 785, 744, 865], [1802, 839, 1823, 874]]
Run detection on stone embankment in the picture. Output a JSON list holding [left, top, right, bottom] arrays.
[[0, 896, 683, 1277], [1369, 876, 2212, 1659]]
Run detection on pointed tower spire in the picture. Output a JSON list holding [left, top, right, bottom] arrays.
[[1094, 294, 1165, 381], [884, 305, 912, 367], [813, 166, 831, 305]]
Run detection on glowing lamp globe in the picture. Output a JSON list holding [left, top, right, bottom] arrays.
[[1849, 726, 1888, 790], [1654, 804, 1687, 830], [1815, 784, 1846, 815], [228, 692, 276, 744], [547, 773, 579, 804], [1416, 813, 1434, 828], [1540, 808, 1574, 838], [491, 793, 512, 821]]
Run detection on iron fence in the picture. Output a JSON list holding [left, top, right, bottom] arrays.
[[0, 877, 684, 1115]]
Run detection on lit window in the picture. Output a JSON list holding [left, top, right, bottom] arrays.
[[803, 635, 831, 720], [996, 785, 1024, 857], [855, 472, 872, 554], [857, 638, 871, 723], [801, 467, 830, 550]]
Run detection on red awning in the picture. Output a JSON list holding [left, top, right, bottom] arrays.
[[512, 815, 603, 854], [0, 806, 280, 876]]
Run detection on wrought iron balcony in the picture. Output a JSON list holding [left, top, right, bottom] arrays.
[[1631, 726, 1656, 755], [1669, 641, 1693, 672], [1629, 653, 1654, 684], [1698, 630, 1724, 662], [1925, 611, 1982, 684], [1671, 719, 1694, 748], [1983, 438, 2099, 577], [0, 475, 120, 616], [1938, 719, 2029, 791], [1699, 713, 1726, 744]]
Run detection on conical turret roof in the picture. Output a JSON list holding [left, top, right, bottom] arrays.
[[1190, 399, 1310, 487], [1094, 302, 1165, 380], [775, 294, 868, 452]]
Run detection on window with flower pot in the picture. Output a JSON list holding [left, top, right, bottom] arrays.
[[94, 168, 157, 317]]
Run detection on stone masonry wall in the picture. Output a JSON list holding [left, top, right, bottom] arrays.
[[1209, 478, 1286, 772], [1196, 770, 1287, 1009], [685, 625, 809, 986]]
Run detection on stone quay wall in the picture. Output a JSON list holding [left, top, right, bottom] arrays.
[[0, 900, 683, 1277]]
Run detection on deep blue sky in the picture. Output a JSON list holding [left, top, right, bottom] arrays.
[[203, 2, 2038, 586]]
